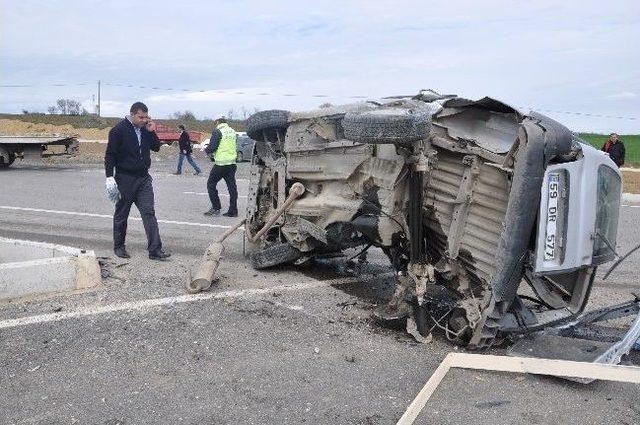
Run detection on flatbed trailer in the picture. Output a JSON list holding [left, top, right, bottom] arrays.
[[0, 135, 79, 168]]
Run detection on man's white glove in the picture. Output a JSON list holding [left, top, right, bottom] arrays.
[[105, 177, 120, 203]]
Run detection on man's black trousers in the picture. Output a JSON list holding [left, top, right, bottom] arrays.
[[207, 164, 238, 214], [113, 173, 162, 252]]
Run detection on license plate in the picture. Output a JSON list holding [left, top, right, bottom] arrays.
[[544, 173, 560, 261]]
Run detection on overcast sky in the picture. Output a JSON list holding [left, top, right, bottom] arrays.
[[1, 0, 638, 133]]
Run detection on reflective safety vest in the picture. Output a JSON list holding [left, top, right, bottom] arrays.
[[211, 123, 237, 165]]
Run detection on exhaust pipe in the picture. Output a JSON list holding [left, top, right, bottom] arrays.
[[186, 219, 245, 293], [185, 182, 306, 293]]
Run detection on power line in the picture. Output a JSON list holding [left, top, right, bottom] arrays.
[[528, 108, 636, 121], [0, 83, 90, 87], [2, 81, 638, 121]]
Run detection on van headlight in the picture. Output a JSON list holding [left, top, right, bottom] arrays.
[[593, 165, 621, 263]]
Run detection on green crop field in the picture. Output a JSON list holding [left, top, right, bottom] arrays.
[[578, 133, 640, 167]]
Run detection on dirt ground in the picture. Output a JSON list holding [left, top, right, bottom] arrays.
[[0, 118, 109, 139], [41, 141, 187, 165], [622, 170, 640, 194]]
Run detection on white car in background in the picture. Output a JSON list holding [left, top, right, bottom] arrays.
[[200, 131, 253, 162]]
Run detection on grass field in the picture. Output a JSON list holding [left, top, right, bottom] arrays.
[[578, 133, 640, 167]]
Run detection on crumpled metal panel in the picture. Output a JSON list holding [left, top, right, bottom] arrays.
[[424, 150, 509, 288], [432, 97, 524, 154], [434, 108, 521, 154], [286, 143, 373, 181], [442, 97, 523, 115]]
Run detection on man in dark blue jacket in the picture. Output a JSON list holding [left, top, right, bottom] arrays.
[[104, 102, 171, 260], [173, 124, 202, 175]]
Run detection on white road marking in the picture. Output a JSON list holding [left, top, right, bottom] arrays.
[[0, 206, 238, 229], [0, 274, 392, 330], [183, 191, 247, 198], [622, 204, 640, 208]]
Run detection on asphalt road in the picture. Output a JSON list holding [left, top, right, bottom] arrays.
[[1, 159, 639, 425]]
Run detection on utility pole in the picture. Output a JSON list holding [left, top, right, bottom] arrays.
[[97, 80, 101, 117]]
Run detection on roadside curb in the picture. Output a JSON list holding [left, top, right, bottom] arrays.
[[0, 237, 101, 300]]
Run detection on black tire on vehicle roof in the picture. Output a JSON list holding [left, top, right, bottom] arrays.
[[246, 110, 290, 141], [250, 242, 302, 270], [342, 108, 432, 144]]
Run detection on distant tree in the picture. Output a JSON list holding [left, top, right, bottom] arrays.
[[56, 99, 68, 115], [67, 100, 81, 115], [47, 106, 58, 115], [319, 102, 333, 108], [171, 110, 197, 121], [52, 98, 82, 115], [21, 109, 29, 114], [227, 109, 235, 120]]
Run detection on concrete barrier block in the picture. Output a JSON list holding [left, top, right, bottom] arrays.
[[0, 237, 101, 300]]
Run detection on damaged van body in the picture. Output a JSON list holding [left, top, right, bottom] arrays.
[[243, 90, 623, 349]]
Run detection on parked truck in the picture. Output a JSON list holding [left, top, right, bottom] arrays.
[[153, 123, 203, 145], [0, 135, 79, 168]]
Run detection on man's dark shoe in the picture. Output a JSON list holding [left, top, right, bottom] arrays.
[[204, 208, 220, 216], [114, 247, 130, 259], [194, 171, 201, 175], [149, 249, 171, 260], [223, 211, 238, 217]]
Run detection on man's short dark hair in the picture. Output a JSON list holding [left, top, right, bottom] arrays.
[[178, 124, 185, 130], [216, 117, 227, 124], [130, 102, 148, 114]]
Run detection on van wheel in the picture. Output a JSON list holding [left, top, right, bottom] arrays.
[[342, 108, 431, 144], [246, 110, 290, 141], [250, 243, 302, 270], [236, 151, 244, 162]]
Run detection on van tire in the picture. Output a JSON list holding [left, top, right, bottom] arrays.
[[342, 108, 431, 144], [250, 242, 302, 270], [246, 110, 290, 141]]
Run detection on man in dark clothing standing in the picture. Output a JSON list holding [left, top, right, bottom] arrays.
[[602, 133, 626, 168], [173, 124, 201, 175], [204, 118, 238, 217], [104, 102, 171, 260]]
